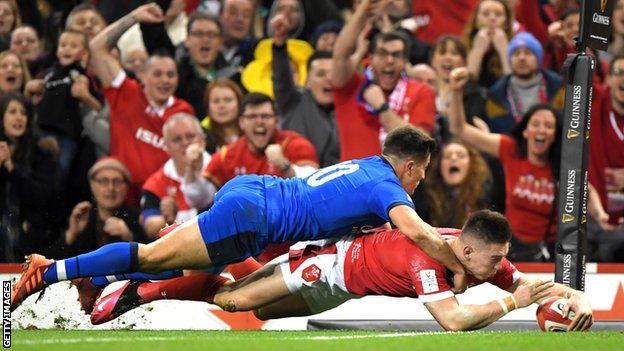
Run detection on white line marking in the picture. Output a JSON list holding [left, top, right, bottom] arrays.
[[15, 332, 442, 345]]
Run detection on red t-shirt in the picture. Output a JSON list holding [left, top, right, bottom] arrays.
[[343, 228, 519, 301], [202, 129, 318, 188], [411, 0, 479, 44], [589, 92, 624, 224], [498, 135, 556, 243], [333, 72, 436, 161], [104, 73, 195, 205]]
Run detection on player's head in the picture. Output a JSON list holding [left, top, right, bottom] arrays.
[[457, 210, 512, 280], [238, 92, 279, 153], [382, 125, 436, 194]]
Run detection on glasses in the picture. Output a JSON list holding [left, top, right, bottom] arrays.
[[373, 49, 405, 60], [169, 133, 201, 145], [92, 177, 126, 187], [189, 30, 220, 40], [240, 113, 275, 121]]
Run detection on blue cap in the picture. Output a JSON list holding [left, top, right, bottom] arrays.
[[507, 32, 543, 65]]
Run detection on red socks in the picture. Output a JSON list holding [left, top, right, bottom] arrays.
[[137, 273, 230, 304], [226, 257, 263, 280]]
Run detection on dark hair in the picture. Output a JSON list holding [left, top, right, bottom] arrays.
[[306, 51, 332, 72], [239, 92, 276, 116], [146, 48, 176, 71], [371, 30, 411, 58], [429, 35, 467, 64], [462, 210, 512, 244], [187, 11, 222, 36], [509, 103, 563, 179], [559, 8, 580, 21], [0, 92, 36, 165], [382, 125, 436, 163]]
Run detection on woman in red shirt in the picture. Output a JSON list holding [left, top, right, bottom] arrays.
[[447, 66, 561, 261]]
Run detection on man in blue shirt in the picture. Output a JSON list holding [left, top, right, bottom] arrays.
[[11, 125, 468, 311]]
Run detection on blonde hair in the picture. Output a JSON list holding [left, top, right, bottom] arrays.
[[0, 0, 21, 32], [0, 50, 31, 91]]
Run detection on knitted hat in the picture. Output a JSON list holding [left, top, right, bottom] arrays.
[[310, 21, 343, 49], [88, 157, 132, 183], [507, 32, 543, 65]]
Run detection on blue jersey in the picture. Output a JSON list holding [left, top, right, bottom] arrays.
[[263, 156, 414, 243]]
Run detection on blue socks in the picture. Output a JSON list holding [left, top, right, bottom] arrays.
[[43, 242, 139, 284]]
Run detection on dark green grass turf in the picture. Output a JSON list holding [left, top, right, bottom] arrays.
[[8, 330, 624, 351]]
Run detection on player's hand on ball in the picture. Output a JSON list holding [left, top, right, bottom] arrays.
[[513, 279, 554, 308], [563, 292, 593, 332]]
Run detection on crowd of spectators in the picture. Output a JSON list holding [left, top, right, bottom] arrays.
[[0, 0, 623, 264]]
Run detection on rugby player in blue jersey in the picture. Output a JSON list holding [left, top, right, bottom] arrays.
[[11, 125, 469, 311]]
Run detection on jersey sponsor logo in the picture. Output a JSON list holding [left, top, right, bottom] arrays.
[[419, 269, 439, 294], [302, 264, 322, 283], [135, 127, 166, 150]]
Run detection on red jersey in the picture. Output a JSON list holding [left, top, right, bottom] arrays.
[[499, 135, 556, 243], [333, 72, 436, 161], [142, 153, 211, 223], [343, 228, 519, 302], [589, 92, 624, 224], [104, 72, 195, 204], [411, 0, 478, 44], [202, 129, 318, 188]]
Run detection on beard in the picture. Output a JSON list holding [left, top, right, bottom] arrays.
[[514, 69, 537, 80]]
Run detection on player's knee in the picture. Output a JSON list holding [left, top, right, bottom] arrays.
[[216, 294, 252, 313]]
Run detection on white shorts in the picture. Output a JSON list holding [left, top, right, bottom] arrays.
[[279, 237, 362, 314]]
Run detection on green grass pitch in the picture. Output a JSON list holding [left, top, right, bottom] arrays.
[[9, 330, 624, 351]]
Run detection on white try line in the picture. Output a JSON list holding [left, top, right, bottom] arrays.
[[15, 332, 443, 345]]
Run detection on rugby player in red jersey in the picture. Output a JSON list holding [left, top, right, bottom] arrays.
[[92, 210, 593, 331]]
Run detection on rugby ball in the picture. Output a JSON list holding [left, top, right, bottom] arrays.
[[536, 297, 574, 332]]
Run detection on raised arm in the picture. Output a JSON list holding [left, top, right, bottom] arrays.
[[448, 67, 501, 158], [332, 0, 381, 88], [271, 14, 300, 114], [389, 205, 467, 293], [90, 3, 164, 87], [425, 279, 553, 331]]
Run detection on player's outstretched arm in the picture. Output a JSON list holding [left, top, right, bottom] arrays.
[[425, 279, 553, 331], [389, 205, 468, 293], [508, 275, 593, 331]]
